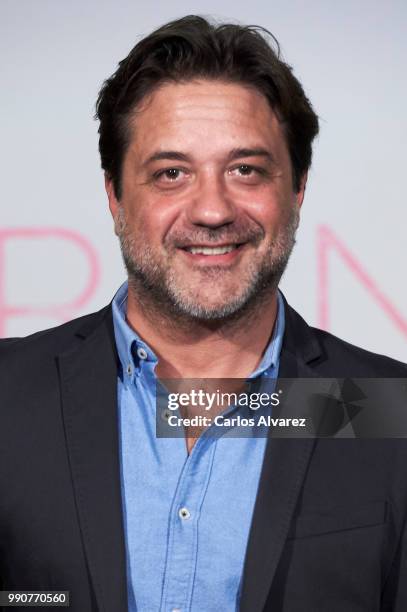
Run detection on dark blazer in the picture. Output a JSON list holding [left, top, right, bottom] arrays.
[[1, 297, 407, 612]]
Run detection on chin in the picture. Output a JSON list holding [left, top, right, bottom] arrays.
[[170, 290, 256, 321]]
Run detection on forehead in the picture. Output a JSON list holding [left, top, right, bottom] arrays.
[[128, 79, 288, 158]]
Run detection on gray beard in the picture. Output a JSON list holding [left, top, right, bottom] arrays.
[[115, 207, 299, 325]]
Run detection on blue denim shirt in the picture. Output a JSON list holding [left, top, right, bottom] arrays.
[[112, 281, 285, 611]]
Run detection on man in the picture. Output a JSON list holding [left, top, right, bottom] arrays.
[[1, 15, 406, 612]]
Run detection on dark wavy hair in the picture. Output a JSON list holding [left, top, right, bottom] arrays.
[[95, 15, 319, 199]]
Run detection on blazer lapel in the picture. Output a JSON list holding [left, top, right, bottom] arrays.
[[58, 308, 128, 612], [239, 297, 323, 612]]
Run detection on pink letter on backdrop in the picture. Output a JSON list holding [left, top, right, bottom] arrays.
[[317, 225, 407, 338], [0, 228, 100, 337]]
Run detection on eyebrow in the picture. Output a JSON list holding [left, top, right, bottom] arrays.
[[143, 147, 276, 166], [143, 151, 191, 166], [226, 148, 276, 164]]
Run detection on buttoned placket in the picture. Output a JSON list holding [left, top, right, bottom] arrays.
[[160, 434, 217, 612]]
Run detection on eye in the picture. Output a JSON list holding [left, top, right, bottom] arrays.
[[228, 164, 267, 182], [154, 168, 186, 182], [236, 164, 255, 176]]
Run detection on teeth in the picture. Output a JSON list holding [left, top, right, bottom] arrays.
[[187, 245, 237, 255]]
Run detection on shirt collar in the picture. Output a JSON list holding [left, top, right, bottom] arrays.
[[112, 281, 285, 381], [248, 289, 285, 379], [112, 281, 158, 382]]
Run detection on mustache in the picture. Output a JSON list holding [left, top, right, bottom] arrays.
[[167, 223, 265, 249]]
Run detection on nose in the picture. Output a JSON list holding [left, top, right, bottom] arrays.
[[186, 173, 236, 228]]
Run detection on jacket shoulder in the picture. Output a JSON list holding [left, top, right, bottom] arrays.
[[311, 326, 407, 376], [0, 305, 112, 361]]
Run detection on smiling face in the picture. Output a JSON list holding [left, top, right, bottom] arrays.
[[106, 79, 306, 321]]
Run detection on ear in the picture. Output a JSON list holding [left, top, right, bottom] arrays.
[[105, 174, 120, 235], [295, 172, 308, 209]]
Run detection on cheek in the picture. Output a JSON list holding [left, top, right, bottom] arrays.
[[129, 197, 182, 244], [241, 195, 286, 230]]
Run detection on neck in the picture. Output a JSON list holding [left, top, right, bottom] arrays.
[[125, 282, 279, 379]]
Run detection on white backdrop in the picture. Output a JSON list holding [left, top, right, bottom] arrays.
[[1, 0, 406, 361]]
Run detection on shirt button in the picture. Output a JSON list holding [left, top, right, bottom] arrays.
[[161, 408, 172, 422], [172, 609, 181, 612], [178, 507, 191, 520], [126, 364, 132, 376], [137, 347, 148, 360]]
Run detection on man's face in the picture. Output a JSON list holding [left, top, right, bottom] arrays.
[[106, 79, 306, 321]]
